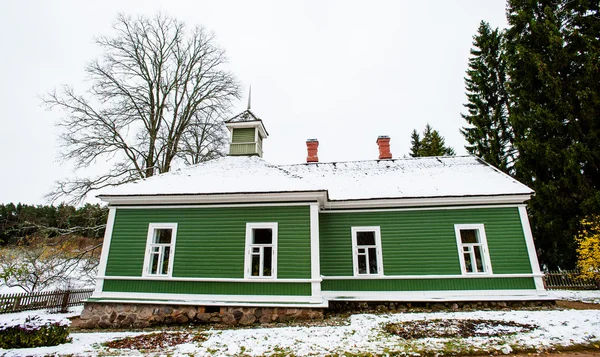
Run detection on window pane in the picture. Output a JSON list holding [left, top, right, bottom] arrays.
[[358, 254, 367, 274], [253, 228, 272, 244], [263, 247, 272, 276], [357, 231, 376, 246], [155, 229, 173, 244], [460, 229, 478, 244], [368, 248, 378, 274], [150, 252, 159, 275], [358, 248, 366, 254], [474, 246, 485, 272], [463, 253, 473, 273], [161, 247, 170, 275], [252, 247, 260, 253], [251, 253, 260, 276]]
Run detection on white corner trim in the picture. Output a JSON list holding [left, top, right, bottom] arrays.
[[322, 273, 543, 280], [454, 223, 493, 275], [321, 289, 551, 302], [94, 207, 116, 294], [310, 203, 321, 301], [98, 276, 318, 283], [142, 223, 178, 278], [518, 206, 545, 292], [91, 291, 326, 305]]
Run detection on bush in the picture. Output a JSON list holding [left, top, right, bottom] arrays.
[[0, 315, 71, 348]]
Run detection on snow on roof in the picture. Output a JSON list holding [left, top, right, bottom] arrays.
[[99, 155, 532, 201]]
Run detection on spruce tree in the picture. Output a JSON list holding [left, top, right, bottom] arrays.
[[505, 0, 600, 269], [409, 130, 421, 157], [409, 124, 455, 157], [461, 21, 514, 175]]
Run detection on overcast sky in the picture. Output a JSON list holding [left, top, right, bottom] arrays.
[[0, 1, 508, 205]]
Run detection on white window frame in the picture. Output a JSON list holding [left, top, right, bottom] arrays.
[[454, 223, 493, 275], [351, 226, 384, 277], [244, 222, 278, 279], [142, 223, 178, 277]]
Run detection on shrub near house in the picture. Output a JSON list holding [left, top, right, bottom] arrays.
[[81, 108, 548, 328]]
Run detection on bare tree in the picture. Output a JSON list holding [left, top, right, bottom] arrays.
[[44, 13, 240, 203], [0, 237, 100, 293]]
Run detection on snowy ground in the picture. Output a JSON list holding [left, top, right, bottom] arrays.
[[0, 290, 599, 357], [548, 289, 600, 304]]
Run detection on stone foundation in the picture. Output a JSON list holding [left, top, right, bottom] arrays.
[[77, 302, 324, 329]]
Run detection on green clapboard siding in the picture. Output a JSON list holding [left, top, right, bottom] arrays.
[[232, 128, 256, 143], [105, 206, 311, 282], [322, 277, 536, 291], [230, 143, 257, 155], [320, 207, 532, 279], [103, 279, 311, 296]]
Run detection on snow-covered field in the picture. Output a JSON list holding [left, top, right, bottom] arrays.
[[0, 290, 598, 357]]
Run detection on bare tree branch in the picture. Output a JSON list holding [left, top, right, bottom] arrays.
[[43, 13, 240, 203]]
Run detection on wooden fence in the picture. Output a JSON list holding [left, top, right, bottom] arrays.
[[0, 288, 94, 314], [543, 270, 598, 290]]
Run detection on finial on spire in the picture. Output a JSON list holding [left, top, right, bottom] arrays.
[[247, 85, 252, 110]]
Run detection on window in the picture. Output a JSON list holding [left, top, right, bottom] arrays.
[[245, 223, 278, 279], [454, 224, 492, 274], [351, 227, 383, 276], [143, 223, 177, 277]]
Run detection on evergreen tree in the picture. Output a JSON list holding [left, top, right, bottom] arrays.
[[409, 130, 421, 157], [505, 0, 600, 269], [461, 21, 515, 175], [409, 124, 455, 157]]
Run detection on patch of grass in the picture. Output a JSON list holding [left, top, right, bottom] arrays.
[[103, 331, 205, 350], [383, 319, 537, 339]]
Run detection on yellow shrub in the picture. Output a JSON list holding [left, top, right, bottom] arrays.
[[576, 215, 600, 282]]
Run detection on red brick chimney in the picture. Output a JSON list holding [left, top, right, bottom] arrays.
[[306, 139, 319, 163], [376, 136, 392, 160]]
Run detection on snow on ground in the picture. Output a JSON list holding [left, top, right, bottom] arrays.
[[0, 290, 598, 356], [549, 289, 600, 304]]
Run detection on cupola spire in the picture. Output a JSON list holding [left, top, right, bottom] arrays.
[[247, 85, 252, 110]]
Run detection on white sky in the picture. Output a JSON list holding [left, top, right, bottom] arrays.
[[0, 1, 508, 205]]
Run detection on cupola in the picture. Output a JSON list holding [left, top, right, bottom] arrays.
[[225, 89, 268, 157]]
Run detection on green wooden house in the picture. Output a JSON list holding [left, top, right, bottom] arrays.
[[90, 109, 548, 311]]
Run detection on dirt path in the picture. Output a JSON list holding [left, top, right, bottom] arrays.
[[556, 300, 600, 310], [506, 351, 600, 357]]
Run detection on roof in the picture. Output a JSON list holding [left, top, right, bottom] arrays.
[[98, 155, 533, 202], [225, 110, 262, 123]]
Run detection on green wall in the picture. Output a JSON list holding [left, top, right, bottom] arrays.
[[232, 128, 255, 143], [319, 207, 532, 278], [105, 205, 311, 281]]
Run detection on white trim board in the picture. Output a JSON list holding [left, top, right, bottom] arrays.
[[324, 195, 532, 210], [322, 273, 542, 280], [87, 298, 329, 308], [98, 276, 319, 283], [115, 202, 320, 209], [99, 191, 328, 206], [322, 289, 551, 302], [519, 206, 546, 292], [321, 204, 525, 213], [91, 291, 326, 305], [94, 207, 116, 295]]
